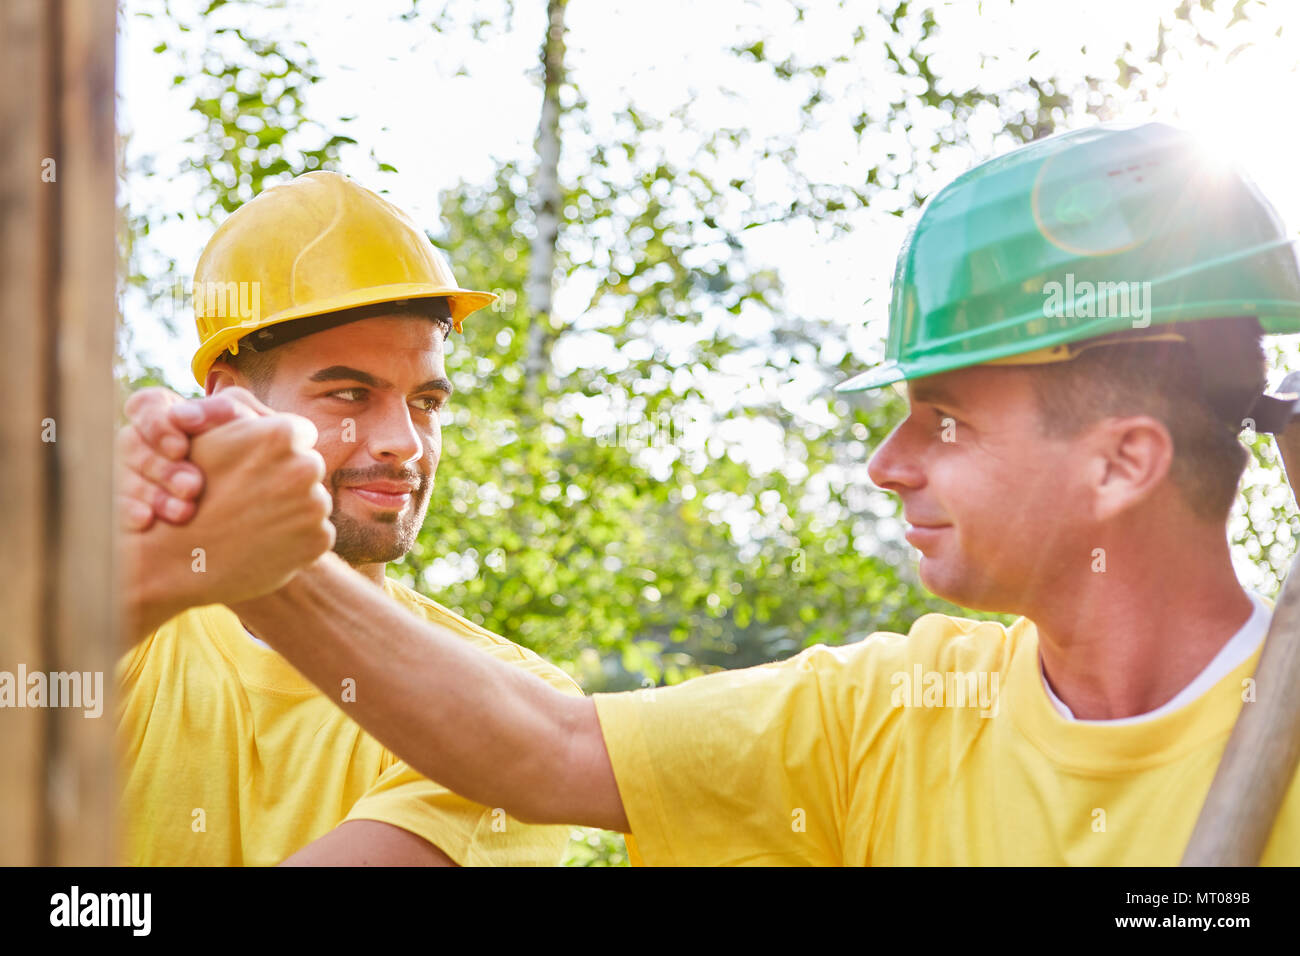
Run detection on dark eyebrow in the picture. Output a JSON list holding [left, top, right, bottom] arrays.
[[309, 366, 391, 389], [414, 378, 454, 397], [909, 381, 963, 410], [308, 365, 453, 397]]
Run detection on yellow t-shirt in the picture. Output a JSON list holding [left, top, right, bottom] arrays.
[[117, 577, 582, 866], [595, 612, 1300, 865]]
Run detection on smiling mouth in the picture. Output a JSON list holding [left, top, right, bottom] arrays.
[[904, 523, 951, 546], [346, 486, 413, 509]]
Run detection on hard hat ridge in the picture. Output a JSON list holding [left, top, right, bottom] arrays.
[[190, 171, 496, 386], [837, 123, 1300, 394]]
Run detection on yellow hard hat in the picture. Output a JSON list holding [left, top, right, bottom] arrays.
[[190, 171, 497, 386]]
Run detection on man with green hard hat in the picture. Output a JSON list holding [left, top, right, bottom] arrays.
[[122, 123, 1300, 864]]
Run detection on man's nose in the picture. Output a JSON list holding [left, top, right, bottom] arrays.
[[365, 398, 424, 466], [866, 421, 925, 494]]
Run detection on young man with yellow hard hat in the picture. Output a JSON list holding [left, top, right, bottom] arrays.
[[118, 171, 583, 866], [123, 124, 1300, 864]]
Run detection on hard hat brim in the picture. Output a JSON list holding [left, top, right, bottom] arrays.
[[834, 362, 907, 393], [836, 297, 1300, 394], [191, 283, 496, 386]]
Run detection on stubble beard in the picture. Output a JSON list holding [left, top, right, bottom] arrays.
[[327, 468, 433, 566]]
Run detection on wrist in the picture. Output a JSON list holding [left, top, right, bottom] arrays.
[[121, 528, 198, 639], [229, 551, 349, 618]]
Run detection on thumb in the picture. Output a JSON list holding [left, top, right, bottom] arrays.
[[169, 387, 274, 435]]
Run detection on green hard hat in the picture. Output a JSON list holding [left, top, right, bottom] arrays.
[[836, 122, 1300, 393]]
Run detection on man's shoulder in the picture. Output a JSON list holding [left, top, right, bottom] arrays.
[[380, 577, 513, 646], [894, 611, 1025, 669], [116, 604, 226, 684], [790, 611, 1025, 678], [382, 577, 584, 697]]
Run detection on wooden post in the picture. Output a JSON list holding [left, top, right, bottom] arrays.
[[0, 0, 118, 865]]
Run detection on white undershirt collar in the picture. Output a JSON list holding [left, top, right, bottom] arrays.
[[1040, 592, 1270, 725], [243, 625, 273, 651]]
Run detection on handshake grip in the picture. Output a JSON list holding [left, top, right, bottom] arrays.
[[172, 412, 336, 608]]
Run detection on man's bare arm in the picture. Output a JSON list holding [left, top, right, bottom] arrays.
[[232, 553, 630, 833], [280, 820, 459, 867]]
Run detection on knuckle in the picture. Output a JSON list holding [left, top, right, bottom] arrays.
[[119, 468, 152, 504], [226, 388, 268, 418], [291, 520, 333, 563], [133, 407, 166, 437], [313, 523, 336, 554], [283, 413, 319, 450], [285, 453, 323, 488], [117, 496, 152, 532], [117, 426, 152, 470], [131, 476, 173, 519], [258, 416, 297, 450], [304, 449, 326, 482], [160, 496, 195, 525], [147, 480, 172, 513], [124, 387, 173, 415], [166, 461, 203, 497], [139, 451, 177, 486], [308, 483, 333, 518], [127, 391, 171, 424], [117, 466, 142, 498], [210, 393, 250, 423], [139, 414, 183, 453]]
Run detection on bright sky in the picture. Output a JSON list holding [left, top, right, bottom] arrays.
[[118, 0, 1300, 589], [119, 0, 1300, 382]]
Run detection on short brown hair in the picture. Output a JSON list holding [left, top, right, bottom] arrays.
[[1028, 318, 1265, 521]]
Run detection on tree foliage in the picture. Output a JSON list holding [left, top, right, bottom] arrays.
[[120, 0, 1295, 865]]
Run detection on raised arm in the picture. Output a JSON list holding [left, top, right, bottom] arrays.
[[119, 387, 629, 832], [119, 395, 336, 644], [230, 554, 630, 833]]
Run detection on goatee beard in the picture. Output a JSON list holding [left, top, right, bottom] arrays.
[[328, 466, 432, 566]]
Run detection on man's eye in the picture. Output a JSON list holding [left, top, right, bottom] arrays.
[[933, 414, 962, 437], [329, 388, 366, 401], [411, 397, 445, 414]]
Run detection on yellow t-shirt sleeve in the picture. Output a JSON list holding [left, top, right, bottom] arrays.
[[350, 582, 584, 865], [594, 642, 873, 866], [343, 761, 571, 866], [116, 629, 158, 691]]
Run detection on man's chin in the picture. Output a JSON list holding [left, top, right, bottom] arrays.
[[329, 512, 419, 566], [917, 559, 1008, 613], [916, 558, 955, 601], [333, 541, 410, 566]]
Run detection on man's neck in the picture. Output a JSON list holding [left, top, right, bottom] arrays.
[[353, 561, 387, 587], [1028, 524, 1253, 721]]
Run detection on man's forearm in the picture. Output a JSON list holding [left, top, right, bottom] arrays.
[[231, 553, 628, 832], [121, 529, 200, 647]]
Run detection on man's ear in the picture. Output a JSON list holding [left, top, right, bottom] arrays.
[[205, 360, 242, 397], [1089, 415, 1175, 521]]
